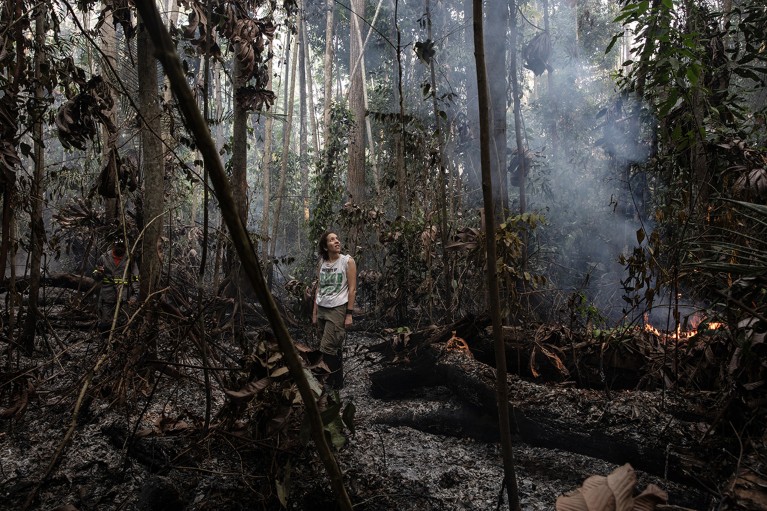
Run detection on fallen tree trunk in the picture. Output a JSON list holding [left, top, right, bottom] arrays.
[[370, 346, 721, 493], [1, 273, 96, 293], [369, 313, 491, 358]]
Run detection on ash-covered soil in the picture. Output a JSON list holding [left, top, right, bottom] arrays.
[[1, 331, 710, 510]]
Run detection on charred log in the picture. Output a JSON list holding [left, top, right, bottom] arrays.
[[369, 313, 491, 359], [369, 346, 721, 496], [0, 272, 96, 293]]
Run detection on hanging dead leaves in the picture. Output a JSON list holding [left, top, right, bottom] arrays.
[[55, 76, 116, 151]]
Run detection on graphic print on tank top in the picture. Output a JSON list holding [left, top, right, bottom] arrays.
[[317, 255, 349, 308]]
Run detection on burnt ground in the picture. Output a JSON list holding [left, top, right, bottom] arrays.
[[0, 325, 745, 511]]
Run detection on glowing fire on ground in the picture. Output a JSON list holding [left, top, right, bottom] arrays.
[[446, 331, 473, 357], [643, 313, 725, 342]]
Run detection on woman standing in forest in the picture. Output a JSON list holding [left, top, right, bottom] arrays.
[[312, 231, 357, 390]]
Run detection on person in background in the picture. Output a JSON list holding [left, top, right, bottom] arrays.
[[312, 231, 357, 390], [93, 237, 140, 336]]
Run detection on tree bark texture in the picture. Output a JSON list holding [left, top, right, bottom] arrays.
[[138, 17, 165, 302], [486, 1, 509, 223], [347, 0, 367, 206]]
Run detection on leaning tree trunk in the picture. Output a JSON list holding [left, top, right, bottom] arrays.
[[21, 3, 47, 354], [474, 0, 521, 509], [134, 3, 353, 508]]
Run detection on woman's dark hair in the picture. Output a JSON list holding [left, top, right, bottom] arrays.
[[318, 231, 336, 260]]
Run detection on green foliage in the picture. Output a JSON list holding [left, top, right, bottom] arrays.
[[567, 291, 608, 329], [496, 213, 547, 289], [308, 104, 351, 245]]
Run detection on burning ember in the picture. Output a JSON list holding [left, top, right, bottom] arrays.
[[642, 313, 725, 341], [446, 331, 473, 357]]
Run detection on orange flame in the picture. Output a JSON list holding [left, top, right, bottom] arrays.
[[642, 314, 724, 342]]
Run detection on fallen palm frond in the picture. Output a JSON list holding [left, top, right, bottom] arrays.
[[556, 463, 668, 511]]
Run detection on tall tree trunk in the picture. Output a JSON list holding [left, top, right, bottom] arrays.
[[299, 3, 309, 227], [486, 0, 509, 223], [351, 0, 384, 199], [21, 3, 47, 354], [509, 1, 528, 268], [322, 0, 335, 149], [543, 0, 558, 159], [463, 0, 481, 209], [301, 18, 320, 159], [268, 33, 298, 287], [394, 0, 407, 216], [425, 0, 452, 318], [261, 40, 275, 263], [138, 16, 165, 302], [227, 43, 250, 289], [136, 13, 166, 373], [348, 0, 367, 208], [473, 4, 522, 509], [100, 0, 119, 221]]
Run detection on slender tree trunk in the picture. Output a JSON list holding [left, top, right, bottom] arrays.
[[302, 19, 320, 159], [261, 40, 275, 262], [543, 0, 558, 159], [351, 0, 384, 199], [394, 0, 407, 216], [425, 0, 452, 318], [21, 3, 47, 354], [486, 0, 509, 223], [100, 0, 119, 221], [473, 4, 522, 509], [298, 3, 309, 226], [509, 1, 528, 268], [348, 0, 367, 207], [268, 33, 298, 286], [463, 0, 481, 208], [322, 0, 335, 148]]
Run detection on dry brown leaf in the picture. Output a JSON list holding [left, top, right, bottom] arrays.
[[530, 346, 541, 378], [556, 463, 667, 511], [540, 344, 570, 378], [224, 377, 271, 402], [634, 484, 668, 511]]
